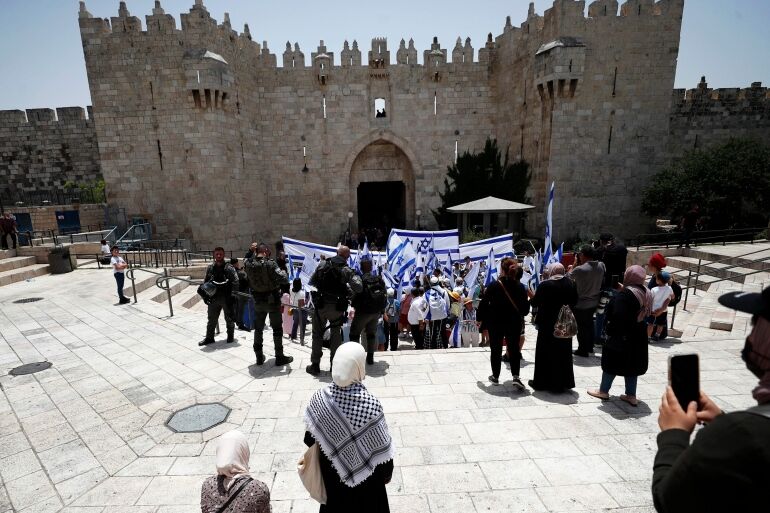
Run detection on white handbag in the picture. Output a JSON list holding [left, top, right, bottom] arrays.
[[297, 442, 327, 504]]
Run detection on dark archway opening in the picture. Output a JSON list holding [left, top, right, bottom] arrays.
[[357, 181, 405, 234]]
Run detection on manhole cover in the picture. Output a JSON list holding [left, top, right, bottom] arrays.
[[13, 298, 44, 304], [166, 403, 231, 433], [9, 362, 53, 376]]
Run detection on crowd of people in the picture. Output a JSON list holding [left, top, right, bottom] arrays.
[[99, 230, 770, 512]]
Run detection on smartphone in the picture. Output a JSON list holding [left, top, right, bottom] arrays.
[[669, 354, 700, 411]]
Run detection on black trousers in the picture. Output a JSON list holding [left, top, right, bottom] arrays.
[[206, 296, 235, 340], [1, 232, 17, 249], [410, 324, 424, 349], [489, 325, 521, 379], [573, 307, 596, 354], [253, 308, 285, 356], [383, 322, 399, 351]]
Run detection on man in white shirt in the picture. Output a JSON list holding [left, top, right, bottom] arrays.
[[648, 271, 673, 340], [407, 287, 427, 349], [100, 239, 111, 265], [110, 246, 131, 304]]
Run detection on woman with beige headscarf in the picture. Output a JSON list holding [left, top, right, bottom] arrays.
[[588, 265, 653, 406], [200, 430, 271, 513], [529, 263, 578, 392], [303, 342, 395, 513]]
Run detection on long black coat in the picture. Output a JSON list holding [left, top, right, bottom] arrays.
[[601, 287, 649, 377]]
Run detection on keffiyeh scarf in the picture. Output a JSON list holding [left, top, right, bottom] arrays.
[[304, 382, 395, 487]]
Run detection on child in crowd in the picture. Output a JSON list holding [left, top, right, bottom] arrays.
[[648, 271, 673, 340], [110, 246, 131, 305], [460, 298, 479, 347]]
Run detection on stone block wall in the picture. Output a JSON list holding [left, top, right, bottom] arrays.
[[667, 78, 770, 161], [0, 107, 102, 195]]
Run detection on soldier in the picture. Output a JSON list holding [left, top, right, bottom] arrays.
[[306, 245, 363, 376], [349, 258, 387, 365], [244, 243, 294, 366], [199, 247, 239, 346]]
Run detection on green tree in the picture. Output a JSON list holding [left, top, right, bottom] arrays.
[[433, 138, 531, 229], [641, 139, 770, 229]]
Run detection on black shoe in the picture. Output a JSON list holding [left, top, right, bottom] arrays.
[[306, 363, 321, 376], [489, 375, 499, 385], [119, 297, 131, 304], [255, 353, 265, 365], [227, 337, 235, 344], [275, 355, 294, 366], [573, 350, 590, 357], [198, 338, 214, 347], [366, 353, 374, 365]]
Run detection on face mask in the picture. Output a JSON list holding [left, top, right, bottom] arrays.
[[741, 340, 764, 379]]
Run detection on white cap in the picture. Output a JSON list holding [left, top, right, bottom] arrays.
[[386, 288, 395, 297], [430, 276, 439, 285]]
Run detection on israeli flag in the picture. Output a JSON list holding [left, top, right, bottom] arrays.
[[459, 234, 514, 263], [464, 260, 481, 290], [484, 247, 498, 287], [387, 229, 460, 263], [542, 181, 555, 266], [450, 319, 461, 348]]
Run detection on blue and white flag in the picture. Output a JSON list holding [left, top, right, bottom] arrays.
[[464, 260, 481, 290], [387, 229, 460, 264], [450, 319, 461, 348], [459, 234, 514, 263], [542, 181, 555, 266], [484, 247, 498, 287]]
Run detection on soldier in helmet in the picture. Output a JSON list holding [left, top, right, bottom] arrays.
[[244, 243, 294, 366], [199, 247, 239, 346]]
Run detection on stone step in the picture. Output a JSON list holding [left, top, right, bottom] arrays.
[[0, 264, 50, 287], [709, 306, 736, 331], [667, 256, 762, 283], [684, 247, 770, 272], [150, 276, 191, 303], [0, 256, 38, 273], [123, 273, 158, 297], [0, 249, 17, 260], [174, 284, 204, 309]]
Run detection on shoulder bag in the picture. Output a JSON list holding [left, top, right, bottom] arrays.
[[215, 476, 253, 513], [297, 442, 327, 504]]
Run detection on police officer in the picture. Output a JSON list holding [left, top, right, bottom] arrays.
[[199, 247, 239, 346], [245, 243, 294, 366], [306, 245, 363, 376], [349, 258, 387, 365]]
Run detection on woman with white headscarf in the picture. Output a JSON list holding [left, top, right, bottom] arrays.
[[303, 342, 395, 513], [200, 430, 271, 513], [588, 265, 653, 406], [529, 262, 579, 392]]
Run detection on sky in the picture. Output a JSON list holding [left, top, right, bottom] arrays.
[[0, 0, 768, 111]]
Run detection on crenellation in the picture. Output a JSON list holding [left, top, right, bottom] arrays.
[[0, 0, 737, 248]]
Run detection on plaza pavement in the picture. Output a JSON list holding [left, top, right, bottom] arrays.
[[0, 266, 759, 512]]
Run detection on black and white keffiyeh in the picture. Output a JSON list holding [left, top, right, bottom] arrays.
[[304, 382, 395, 487]]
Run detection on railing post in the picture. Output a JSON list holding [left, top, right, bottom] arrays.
[[683, 270, 692, 311], [129, 268, 138, 304], [693, 258, 701, 296], [670, 303, 677, 330], [154, 250, 159, 268], [164, 268, 174, 317]]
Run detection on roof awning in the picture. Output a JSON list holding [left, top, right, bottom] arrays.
[[447, 196, 535, 213]]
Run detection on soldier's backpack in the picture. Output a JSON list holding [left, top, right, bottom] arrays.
[[314, 260, 348, 298], [354, 274, 387, 314], [244, 258, 279, 293]]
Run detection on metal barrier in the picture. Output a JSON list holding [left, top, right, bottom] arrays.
[[116, 223, 152, 247], [630, 227, 766, 250], [122, 248, 190, 268]]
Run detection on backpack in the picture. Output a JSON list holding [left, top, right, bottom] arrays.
[[354, 274, 387, 314], [426, 287, 448, 320], [553, 305, 578, 338], [314, 260, 348, 298], [669, 279, 683, 307], [244, 257, 281, 293]]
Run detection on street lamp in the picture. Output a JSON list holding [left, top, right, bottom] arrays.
[[416, 209, 422, 230], [347, 211, 354, 236]]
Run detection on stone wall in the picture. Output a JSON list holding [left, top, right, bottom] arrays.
[[667, 78, 770, 161], [0, 107, 102, 195]]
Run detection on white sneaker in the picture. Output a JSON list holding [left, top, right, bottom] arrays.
[[511, 376, 526, 391]]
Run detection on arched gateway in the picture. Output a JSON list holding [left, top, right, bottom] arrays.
[[346, 131, 419, 233]]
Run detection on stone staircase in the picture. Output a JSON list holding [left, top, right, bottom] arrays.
[[0, 249, 50, 287]]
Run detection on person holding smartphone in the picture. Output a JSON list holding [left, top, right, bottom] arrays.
[[651, 286, 770, 513]]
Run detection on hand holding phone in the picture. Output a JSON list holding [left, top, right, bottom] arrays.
[[669, 354, 700, 411]]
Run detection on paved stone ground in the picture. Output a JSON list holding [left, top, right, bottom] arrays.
[[0, 267, 759, 512]]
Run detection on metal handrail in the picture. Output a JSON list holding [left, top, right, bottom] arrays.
[[631, 226, 766, 250], [116, 223, 152, 245]]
